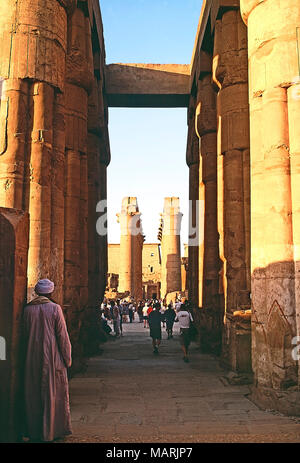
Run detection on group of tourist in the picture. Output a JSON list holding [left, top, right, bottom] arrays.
[[100, 297, 195, 363], [21, 279, 197, 443]]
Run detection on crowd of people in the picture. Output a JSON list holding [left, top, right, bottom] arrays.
[[21, 279, 197, 443], [99, 297, 196, 362]]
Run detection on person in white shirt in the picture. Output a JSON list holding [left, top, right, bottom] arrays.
[[174, 303, 193, 363], [175, 300, 182, 313], [142, 304, 149, 328]]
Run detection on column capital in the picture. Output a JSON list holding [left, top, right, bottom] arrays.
[[240, 0, 260, 25]]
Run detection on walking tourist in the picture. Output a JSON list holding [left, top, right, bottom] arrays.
[[116, 300, 123, 336], [148, 302, 163, 355], [142, 303, 149, 328], [23, 279, 72, 442], [112, 301, 121, 338], [165, 303, 176, 339], [128, 302, 134, 323], [137, 301, 144, 323], [174, 303, 194, 363]]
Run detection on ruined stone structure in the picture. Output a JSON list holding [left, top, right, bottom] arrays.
[[158, 197, 183, 302], [116, 197, 144, 301], [107, 242, 161, 301], [1, 0, 300, 442], [106, 199, 184, 303]]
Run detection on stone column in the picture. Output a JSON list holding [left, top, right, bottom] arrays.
[[117, 197, 143, 300], [64, 5, 93, 367], [186, 97, 201, 307], [51, 92, 66, 306], [212, 8, 251, 371], [241, 0, 300, 413], [27, 82, 54, 297], [160, 197, 182, 301], [0, 208, 29, 443], [0, 0, 70, 303], [194, 69, 221, 352]]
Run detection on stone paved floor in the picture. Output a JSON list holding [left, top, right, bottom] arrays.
[[64, 319, 300, 443]]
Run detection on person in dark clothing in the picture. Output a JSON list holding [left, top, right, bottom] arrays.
[[165, 304, 176, 339], [148, 302, 163, 354]]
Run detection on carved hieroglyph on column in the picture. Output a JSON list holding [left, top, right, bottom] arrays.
[[117, 197, 144, 301], [0, 0, 72, 305], [212, 8, 251, 371], [241, 0, 300, 401], [159, 197, 182, 301], [0, 0, 111, 367]]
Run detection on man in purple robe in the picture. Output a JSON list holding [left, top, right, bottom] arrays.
[[23, 279, 72, 442]]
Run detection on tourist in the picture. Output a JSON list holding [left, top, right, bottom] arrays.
[[137, 301, 144, 323], [23, 279, 72, 442], [148, 302, 163, 355], [116, 300, 123, 336], [101, 313, 112, 336], [175, 299, 182, 313], [112, 301, 121, 338], [165, 303, 176, 339], [174, 303, 193, 363], [159, 304, 166, 327], [142, 303, 149, 328], [128, 302, 134, 323]]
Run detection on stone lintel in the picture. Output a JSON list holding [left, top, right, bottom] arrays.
[[105, 64, 190, 108]]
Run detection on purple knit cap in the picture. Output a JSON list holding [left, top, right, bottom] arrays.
[[35, 279, 55, 294]]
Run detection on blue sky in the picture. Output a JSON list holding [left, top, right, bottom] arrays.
[[100, 0, 203, 245]]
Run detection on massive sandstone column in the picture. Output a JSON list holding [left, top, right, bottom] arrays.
[[186, 96, 201, 308], [212, 8, 251, 371], [0, 0, 72, 303], [0, 208, 29, 443], [194, 65, 221, 352], [117, 197, 144, 300], [64, 5, 94, 363], [159, 197, 182, 302], [0, 0, 110, 366], [241, 0, 300, 413]]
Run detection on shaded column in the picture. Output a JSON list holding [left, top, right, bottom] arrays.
[[241, 0, 300, 413], [212, 8, 251, 371], [195, 69, 221, 353], [27, 82, 54, 297], [0, 208, 29, 443], [196, 73, 219, 310], [51, 92, 66, 306], [186, 96, 201, 308], [64, 5, 93, 367]]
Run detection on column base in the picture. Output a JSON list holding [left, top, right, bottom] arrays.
[[221, 312, 252, 373], [249, 384, 300, 416], [196, 306, 223, 356]]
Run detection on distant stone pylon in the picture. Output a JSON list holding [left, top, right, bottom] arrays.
[[158, 197, 183, 301], [117, 197, 144, 300]]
